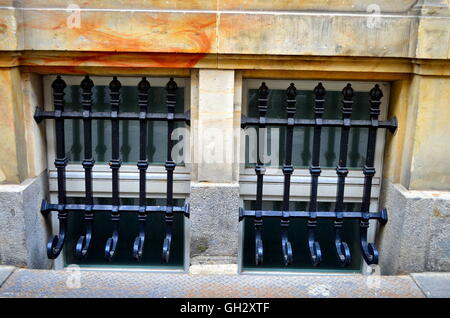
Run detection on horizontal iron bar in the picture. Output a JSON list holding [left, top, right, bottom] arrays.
[[239, 207, 387, 224], [34, 108, 190, 124], [241, 116, 398, 133], [41, 200, 190, 218]]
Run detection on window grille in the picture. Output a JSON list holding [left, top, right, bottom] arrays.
[[34, 75, 190, 262], [239, 82, 397, 267]]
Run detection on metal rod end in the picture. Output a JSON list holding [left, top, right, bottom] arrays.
[[40, 199, 51, 215], [34, 107, 44, 123], [389, 116, 398, 135], [379, 208, 388, 225], [183, 203, 190, 218], [239, 207, 244, 221]]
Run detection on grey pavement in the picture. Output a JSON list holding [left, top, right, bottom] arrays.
[[1, 266, 446, 298], [0, 266, 15, 288], [411, 272, 450, 298]]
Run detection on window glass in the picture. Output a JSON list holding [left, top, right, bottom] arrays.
[[245, 89, 370, 169], [64, 197, 185, 268], [242, 200, 362, 272], [63, 84, 186, 165]]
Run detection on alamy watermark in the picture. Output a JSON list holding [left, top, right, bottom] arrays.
[[65, 264, 82, 289], [66, 4, 81, 29], [170, 126, 281, 167], [366, 4, 382, 29]]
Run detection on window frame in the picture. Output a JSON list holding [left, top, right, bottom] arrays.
[[238, 78, 391, 274], [43, 75, 192, 271]]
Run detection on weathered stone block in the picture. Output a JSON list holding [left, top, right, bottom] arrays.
[[379, 179, 450, 274], [0, 173, 51, 269], [189, 182, 239, 265]]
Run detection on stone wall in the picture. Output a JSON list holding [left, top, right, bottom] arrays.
[[0, 0, 448, 272], [379, 180, 450, 274]]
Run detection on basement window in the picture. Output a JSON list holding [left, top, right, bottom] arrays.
[[240, 79, 391, 272], [43, 75, 191, 269]]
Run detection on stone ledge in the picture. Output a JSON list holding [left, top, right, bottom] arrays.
[[0, 4, 448, 59]]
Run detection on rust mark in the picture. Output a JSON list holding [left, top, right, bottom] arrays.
[[19, 10, 216, 68], [21, 51, 211, 70], [0, 23, 7, 34]]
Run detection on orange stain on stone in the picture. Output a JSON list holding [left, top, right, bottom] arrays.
[[20, 11, 216, 68], [23, 52, 211, 70]]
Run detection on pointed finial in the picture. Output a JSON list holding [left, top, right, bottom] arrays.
[[313, 82, 326, 99], [342, 83, 354, 100], [52, 75, 66, 91], [109, 76, 122, 92], [138, 77, 151, 93], [166, 77, 178, 93], [369, 84, 383, 100], [258, 82, 269, 99], [286, 83, 297, 100], [80, 75, 94, 91]]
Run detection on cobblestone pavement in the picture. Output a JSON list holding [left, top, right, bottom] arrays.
[[0, 268, 425, 298]]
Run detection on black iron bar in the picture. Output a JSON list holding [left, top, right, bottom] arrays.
[[241, 117, 397, 132], [239, 208, 388, 222], [105, 76, 122, 261], [75, 76, 95, 259], [280, 83, 296, 266], [253, 82, 269, 265], [307, 83, 326, 267], [162, 78, 177, 263], [359, 84, 383, 265], [133, 77, 151, 261], [41, 200, 190, 215], [46, 76, 68, 260], [333, 84, 355, 267], [34, 109, 190, 123]]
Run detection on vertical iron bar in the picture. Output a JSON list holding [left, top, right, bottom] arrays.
[[105, 76, 122, 261], [134, 77, 151, 261], [359, 84, 383, 265], [307, 83, 325, 266], [76, 76, 95, 259], [334, 83, 353, 266], [280, 83, 297, 266], [162, 78, 177, 263], [47, 76, 68, 259], [252, 82, 269, 265]]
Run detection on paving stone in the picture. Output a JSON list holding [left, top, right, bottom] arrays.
[[0, 268, 425, 298], [411, 272, 450, 298]]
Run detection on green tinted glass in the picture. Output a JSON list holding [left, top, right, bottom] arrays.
[[245, 89, 369, 168], [64, 84, 185, 164], [64, 197, 185, 269], [242, 201, 362, 272]]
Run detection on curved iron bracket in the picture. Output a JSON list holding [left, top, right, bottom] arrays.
[[105, 213, 120, 261], [133, 212, 146, 261], [307, 219, 322, 266], [254, 217, 264, 265], [47, 210, 67, 259], [281, 212, 293, 266], [334, 220, 351, 266], [162, 212, 174, 263], [359, 218, 379, 265], [75, 212, 93, 259]]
